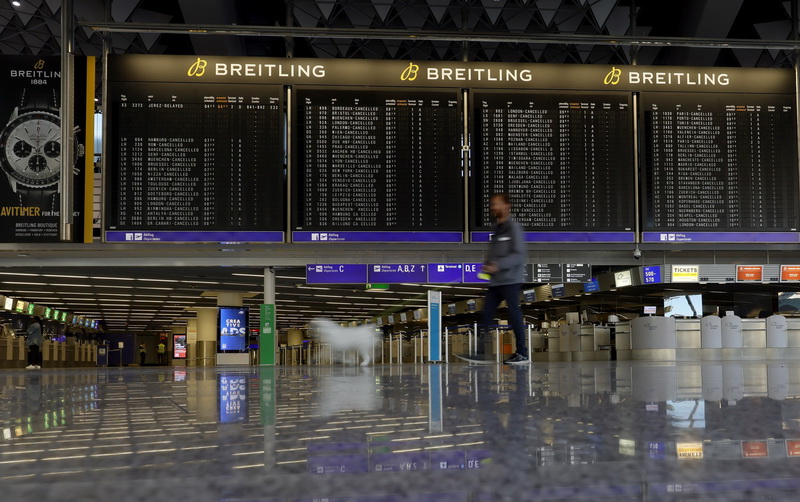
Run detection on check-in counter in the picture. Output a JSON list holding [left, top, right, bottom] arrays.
[[741, 318, 767, 360], [614, 322, 632, 360]]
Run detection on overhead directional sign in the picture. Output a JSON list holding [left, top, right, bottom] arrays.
[[533, 264, 564, 283], [368, 264, 428, 283], [428, 263, 464, 284], [463, 263, 489, 284], [306, 264, 368, 284], [564, 264, 591, 283]]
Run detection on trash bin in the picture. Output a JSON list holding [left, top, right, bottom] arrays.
[[97, 345, 109, 367]]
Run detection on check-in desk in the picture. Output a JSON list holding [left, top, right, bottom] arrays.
[[627, 315, 794, 362]]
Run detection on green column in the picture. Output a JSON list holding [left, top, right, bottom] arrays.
[[260, 303, 276, 365]]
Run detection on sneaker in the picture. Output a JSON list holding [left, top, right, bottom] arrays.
[[503, 353, 530, 365], [34, 365, 41, 369], [456, 353, 495, 364], [25, 365, 35, 370]]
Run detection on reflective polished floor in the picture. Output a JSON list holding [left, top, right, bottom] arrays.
[[3, 361, 800, 501]]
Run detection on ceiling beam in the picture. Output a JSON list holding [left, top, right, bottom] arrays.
[[81, 21, 800, 50]]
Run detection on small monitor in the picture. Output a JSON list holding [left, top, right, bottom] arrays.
[[644, 306, 657, 315]]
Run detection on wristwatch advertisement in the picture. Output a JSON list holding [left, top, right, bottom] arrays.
[[0, 55, 88, 242]]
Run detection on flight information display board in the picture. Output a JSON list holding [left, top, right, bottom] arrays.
[[641, 93, 799, 243], [292, 88, 463, 243], [105, 83, 284, 242], [471, 92, 635, 243]]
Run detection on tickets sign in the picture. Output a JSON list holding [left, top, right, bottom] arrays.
[[671, 265, 699, 283]]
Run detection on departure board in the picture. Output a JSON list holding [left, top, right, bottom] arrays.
[[105, 83, 284, 242], [471, 92, 634, 242], [642, 93, 798, 242], [292, 88, 463, 243]]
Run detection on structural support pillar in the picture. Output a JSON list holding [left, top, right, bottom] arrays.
[[60, 0, 75, 241], [195, 307, 218, 367]]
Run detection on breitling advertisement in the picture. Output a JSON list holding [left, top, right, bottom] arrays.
[[0, 55, 88, 242]]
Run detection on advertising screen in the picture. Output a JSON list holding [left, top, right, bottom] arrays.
[[218, 307, 249, 353], [173, 334, 187, 359]]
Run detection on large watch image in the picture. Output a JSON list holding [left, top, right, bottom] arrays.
[[0, 88, 61, 208]]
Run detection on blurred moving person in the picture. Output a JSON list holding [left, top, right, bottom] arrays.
[[25, 316, 43, 370]]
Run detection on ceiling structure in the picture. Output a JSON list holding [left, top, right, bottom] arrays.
[[0, 0, 797, 67]]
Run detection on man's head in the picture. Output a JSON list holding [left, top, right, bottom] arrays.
[[489, 193, 511, 221]]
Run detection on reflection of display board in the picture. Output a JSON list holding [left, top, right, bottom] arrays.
[[105, 77, 284, 242], [173, 334, 187, 359], [642, 93, 798, 243], [471, 91, 634, 242], [293, 88, 463, 243], [218, 374, 248, 423], [218, 307, 249, 353]]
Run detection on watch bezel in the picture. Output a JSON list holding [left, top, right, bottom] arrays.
[[0, 110, 61, 188]]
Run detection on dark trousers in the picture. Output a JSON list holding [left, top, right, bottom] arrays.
[[480, 283, 527, 356], [140, 352, 146, 366], [28, 345, 41, 366]]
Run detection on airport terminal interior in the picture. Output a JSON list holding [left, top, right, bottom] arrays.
[[7, 1, 800, 501]]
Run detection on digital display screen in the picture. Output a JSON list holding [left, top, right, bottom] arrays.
[[293, 88, 463, 242], [4, 297, 13, 310], [472, 91, 634, 241], [218, 307, 249, 353], [105, 78, 285, 242], [642, 93, 798, 241], [173, 334, 187, 359]]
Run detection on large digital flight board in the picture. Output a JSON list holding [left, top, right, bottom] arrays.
[[641, 93, 799, 243], [292, 88, 464, 243], [105, 83, 285, 242], [471, 92, 635, 243]]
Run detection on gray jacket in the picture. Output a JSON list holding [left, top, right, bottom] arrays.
[[26, 322, 42, 347], [486, 217, 527, 286]]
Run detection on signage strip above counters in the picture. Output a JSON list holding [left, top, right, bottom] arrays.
[[106, 231, 285, 243], [642, 232, 800, 244], [109, 55, 795, 94], [471, 232, 636, 243]]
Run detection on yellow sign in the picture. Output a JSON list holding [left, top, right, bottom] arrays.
[[671, 265, 700, 283], [676, 442, 704, 459]]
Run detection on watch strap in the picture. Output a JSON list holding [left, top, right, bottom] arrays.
[[19, 87, 58, 114], [17, 187, 58, 209]]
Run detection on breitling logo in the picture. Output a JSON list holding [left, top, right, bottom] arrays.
[[187, 57, 208, 77], [34, 59, 45, 70], [604, 66, 622, 85], [400, 62, 420, 81]]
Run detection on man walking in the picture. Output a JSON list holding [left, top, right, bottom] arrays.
[[478, 193, 529, 365]]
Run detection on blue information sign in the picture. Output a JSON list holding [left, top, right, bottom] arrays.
[[583, 278, 600, 293], [368, 264, 427, 283], [306, 264, 368, 284], [551, 284, 566, 298], [463, 263, 489, 283], [643, 266, 662, 284], [523, 289, 536, 303], [428, 263, 463, 283]]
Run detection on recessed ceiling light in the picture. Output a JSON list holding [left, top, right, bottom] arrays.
[[12, 1, 21, 7]]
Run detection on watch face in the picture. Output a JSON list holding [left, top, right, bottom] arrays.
[[0, 111, 60, 187]]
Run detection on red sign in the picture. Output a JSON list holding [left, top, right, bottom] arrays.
[[781, 265, 800, 282], [742, 440, 768, 458], [787, 440, 800, 457], [736, 265, 763, 282], [173, 334, 187, 359]]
